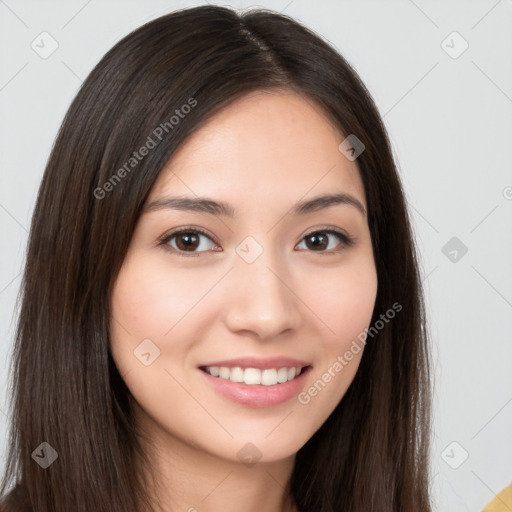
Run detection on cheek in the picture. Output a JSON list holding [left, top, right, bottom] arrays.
[[293, 261, 377, 434], [298, 255, 377, 410], [109, 256, 223, 384], [302, 257, 378, 349], [110, 257, 212, 339], [109, 258, 179, 375], [307, 255, 376, 370], [108, 259, 206, 424]]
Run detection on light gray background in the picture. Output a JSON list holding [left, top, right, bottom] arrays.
[[1, 1, 511, 511]]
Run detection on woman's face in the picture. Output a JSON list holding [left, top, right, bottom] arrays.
[[110, 89, 377, 464]]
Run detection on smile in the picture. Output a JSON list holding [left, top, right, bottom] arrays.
[[200, 365, 307, 386], [198, 362, 313, 408]]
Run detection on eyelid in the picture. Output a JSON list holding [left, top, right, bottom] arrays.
[[301, 224, 353, 242]]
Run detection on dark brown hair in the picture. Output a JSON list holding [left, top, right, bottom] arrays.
[[0, 5, 432, 511]]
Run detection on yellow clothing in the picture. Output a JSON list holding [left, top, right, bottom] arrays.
[[482, 483, 512, 512]]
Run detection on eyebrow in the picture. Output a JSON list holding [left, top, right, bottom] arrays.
[[144, 192, 366, 217]]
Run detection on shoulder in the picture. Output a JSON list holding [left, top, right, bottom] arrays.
[[481, 482, 512, 511]]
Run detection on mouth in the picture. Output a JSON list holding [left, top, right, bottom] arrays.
[[197, 360, 313, 408], [199, 365, 311, 386]]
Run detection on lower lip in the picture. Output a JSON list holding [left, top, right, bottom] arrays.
[[199, 366, 312, 408]]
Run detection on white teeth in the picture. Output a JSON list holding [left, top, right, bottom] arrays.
[[276, 367, 288, 383], [261, 369, 277, 386], [244, 368, 261, 385], [219, 366, 230, 379], [203, 365, 305, 385], [230, 367, 244, 382]]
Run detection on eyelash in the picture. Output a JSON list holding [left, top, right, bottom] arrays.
[[157, 225, 355, 258]]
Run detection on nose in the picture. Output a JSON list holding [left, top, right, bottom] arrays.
[[222, 250, 302, 340]]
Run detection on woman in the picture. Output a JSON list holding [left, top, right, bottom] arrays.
[[0, 5, 433, 511]]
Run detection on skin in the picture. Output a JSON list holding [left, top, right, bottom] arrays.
[[110, 88, 378, 512]]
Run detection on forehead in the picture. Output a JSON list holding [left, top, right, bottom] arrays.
[[148, 89, 366, 211]]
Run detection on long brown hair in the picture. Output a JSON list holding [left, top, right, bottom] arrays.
[[0, 5, 432, 511]]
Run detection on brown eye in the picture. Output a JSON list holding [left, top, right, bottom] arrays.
[[175, 232, 200, 251], [296, 230, 353, 253], [160, 229, 217, 254], [304, 232, 329, 251]]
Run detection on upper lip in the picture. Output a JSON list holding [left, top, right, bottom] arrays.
[[198, 356, 312, 370]]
